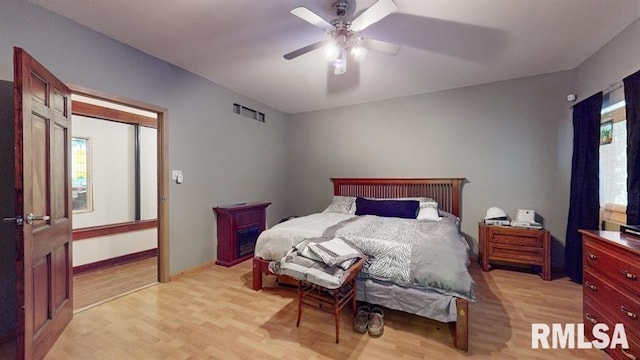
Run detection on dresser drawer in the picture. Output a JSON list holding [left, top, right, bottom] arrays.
[[584, 300, 640, 360], [488, 243, 544, 263], [584, 270, 640, 334], [584, 240, 640, 295]]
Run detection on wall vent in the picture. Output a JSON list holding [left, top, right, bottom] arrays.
[[233, 103, 265, 123]]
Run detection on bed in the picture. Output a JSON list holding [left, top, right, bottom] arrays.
[[252, 178, 472, 351]]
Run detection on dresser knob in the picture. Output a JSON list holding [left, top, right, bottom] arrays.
[[587, 252, 598, 261], [621, 348, 637, 360], [621, 305, 638, 320], [584, 281, 597, 291], [585, 312, 598, 325], [621, 270, 638, 281]]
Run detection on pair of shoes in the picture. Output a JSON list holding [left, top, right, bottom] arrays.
[[353, 305, 370, 333], [353, 305, 385, 336], [368, 307, 384, 337]]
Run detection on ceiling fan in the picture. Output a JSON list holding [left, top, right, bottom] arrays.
[[284, 0, 401, 75]]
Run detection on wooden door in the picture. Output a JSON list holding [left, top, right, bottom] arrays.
[[13, 47, 73, 359]]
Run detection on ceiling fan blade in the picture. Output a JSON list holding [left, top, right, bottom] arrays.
[[350, 0, 397, 32], [283, 40, 326, 60], [290, 7, 333, 32], [360, 38, 400, 55]]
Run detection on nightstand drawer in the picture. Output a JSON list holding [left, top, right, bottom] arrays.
[[488, 243, 544, 263], [491, 233, 543, 247], [584, 240, 640, 295]]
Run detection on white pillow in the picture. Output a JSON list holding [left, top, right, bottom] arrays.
[[416, 200, 440, 221], [417, 206, 440, 221], [323, 196, 356, 214]]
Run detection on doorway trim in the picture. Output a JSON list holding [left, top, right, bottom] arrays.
[[68, 84, 170, 283]]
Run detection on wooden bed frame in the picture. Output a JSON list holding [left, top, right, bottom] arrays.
[[252, 178, 469, 351]]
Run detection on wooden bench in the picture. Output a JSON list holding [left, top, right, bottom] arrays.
[[296, 257, 366, 343]]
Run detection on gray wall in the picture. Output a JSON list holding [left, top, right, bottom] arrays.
[[289, 71, 574, 265], [0, 0, 292, 275], [287, 17, 640, 267], [572, 18, 640, 103], [0, 80, 16, 336]]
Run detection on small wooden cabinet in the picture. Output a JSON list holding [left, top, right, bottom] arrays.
[[213, 202, 270, 267], [479, 224, 551, 280], [581, 230, 640, 360]]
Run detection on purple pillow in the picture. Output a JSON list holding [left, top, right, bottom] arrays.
[[354, 197, 419, 219]]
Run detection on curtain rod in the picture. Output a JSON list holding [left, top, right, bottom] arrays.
[[603, 81, 623, 95]]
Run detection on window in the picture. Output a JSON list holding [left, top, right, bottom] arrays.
[[71, 137, 93, 212], [599, 86, 626, 227]]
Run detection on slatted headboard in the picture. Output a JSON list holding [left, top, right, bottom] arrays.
[[331, 178, 465, 218]]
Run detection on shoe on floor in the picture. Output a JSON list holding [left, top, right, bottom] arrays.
[[353, 305, 370, 333], [368, 307, 384, 337]]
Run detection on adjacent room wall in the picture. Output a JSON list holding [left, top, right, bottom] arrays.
[[289, 71, 574, 266], [73, 230, 157, 267], [71, 116, 157, 267], [72, 116, 137, 228], [0, 0, 291, 274]]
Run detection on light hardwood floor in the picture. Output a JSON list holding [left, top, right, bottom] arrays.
[[73, 257, 158, 311], [45, 260, 609, 359]]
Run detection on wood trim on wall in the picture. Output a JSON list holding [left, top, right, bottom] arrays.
[[73, 248, 158, 275], [156, 111, 170, 283], [72, 219, 158, 240], [72, 101, 157, 128], [169, 261, 215, 281]]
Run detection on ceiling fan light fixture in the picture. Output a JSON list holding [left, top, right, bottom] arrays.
[[325, 42, 340, 60], [351, 46, 366, 61], [284, 0, 400, 75]]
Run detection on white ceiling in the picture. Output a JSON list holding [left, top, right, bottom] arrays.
[[32, 0, 640, 114]]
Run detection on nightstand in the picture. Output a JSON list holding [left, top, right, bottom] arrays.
[[479, 223, 551, 280]]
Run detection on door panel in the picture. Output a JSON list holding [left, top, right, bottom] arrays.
[[52, 125, 67, 219], [14, 47, 72, 360], [52, 245, 69, 310], [30, 116, 48, 218], [32, 259, 49, 334]]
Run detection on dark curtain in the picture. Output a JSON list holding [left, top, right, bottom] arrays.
[[565, 92, 602, 283], [624, 70, 640, 225]]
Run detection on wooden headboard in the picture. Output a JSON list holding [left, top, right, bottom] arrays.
[[331, 178, 465, 218]]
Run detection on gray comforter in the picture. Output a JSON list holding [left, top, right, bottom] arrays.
[[323, 214, 475, 301]]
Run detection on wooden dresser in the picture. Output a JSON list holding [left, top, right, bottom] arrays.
[[479, 224, 550, 280], [580, 230, 640, 359]]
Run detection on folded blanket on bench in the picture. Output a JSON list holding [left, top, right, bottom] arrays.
[[269, 237, 363, 289]]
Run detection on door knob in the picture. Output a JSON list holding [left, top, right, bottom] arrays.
[[3, 214, 49, 225], [25, 213, 49, 224]]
